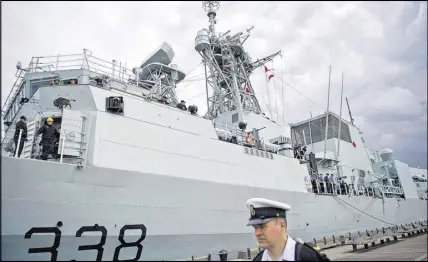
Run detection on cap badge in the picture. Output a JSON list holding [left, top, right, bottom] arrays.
[[250, 205, 256, 216]]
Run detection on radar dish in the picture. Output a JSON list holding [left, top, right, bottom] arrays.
[[202, 1, 220, 12], [140, 42, 174, 69]]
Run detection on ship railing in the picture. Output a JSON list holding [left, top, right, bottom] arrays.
[[417, 192, 428, 200], [307, 179, 386, 199], [2, 49, 137, 118], [213, 122, 280, 153], [308, 180, 347, 195], [57, 129, 87, 165], [3, 129, 87, 165], [1, 127, 17, 154], [380, 185, 403, 196]]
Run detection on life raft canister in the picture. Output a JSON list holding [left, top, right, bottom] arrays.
[[245, 133, 255, 145]]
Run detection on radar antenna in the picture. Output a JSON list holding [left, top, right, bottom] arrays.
[[195, 1, 281, 120]]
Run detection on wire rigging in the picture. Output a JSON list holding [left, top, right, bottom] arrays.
[[332, 195, 396, 226], [276, 74, 326, 111]]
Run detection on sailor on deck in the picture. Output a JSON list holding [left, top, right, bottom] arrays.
[[247, 198, 329, 261]]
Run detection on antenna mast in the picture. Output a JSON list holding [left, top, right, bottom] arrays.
[[345, 97, 354, 125], [195, 1, 280, 120]]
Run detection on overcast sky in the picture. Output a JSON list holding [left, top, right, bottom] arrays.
[[2, 1, 427, 168]]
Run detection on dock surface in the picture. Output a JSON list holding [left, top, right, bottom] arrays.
[[324, 234, 427, 261]]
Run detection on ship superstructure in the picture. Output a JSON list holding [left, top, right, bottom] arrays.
[[1, 1, 426, 261]]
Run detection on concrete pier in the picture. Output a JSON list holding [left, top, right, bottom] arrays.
[[326, 233, 427, 261]]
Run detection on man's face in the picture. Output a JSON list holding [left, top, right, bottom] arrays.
[[253, 218, 286, 249], [47, 120, 53, 126]]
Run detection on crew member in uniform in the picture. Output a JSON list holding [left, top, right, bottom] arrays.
[[13, 115, 28, 157], [35, 117, 60, 160], [246, 198, 330, 261]]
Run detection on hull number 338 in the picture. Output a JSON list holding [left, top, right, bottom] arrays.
[[24, 224, 147, 261]]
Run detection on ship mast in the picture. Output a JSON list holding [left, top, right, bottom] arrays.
[[195, 1, 281, 120]]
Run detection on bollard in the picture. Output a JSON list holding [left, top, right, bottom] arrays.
[[219, 250, 228, 261], [339, 235, 345, 245], [247, 248, 251, 259]]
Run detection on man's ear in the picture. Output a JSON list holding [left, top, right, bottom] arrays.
[[281, 219, 286, 229]]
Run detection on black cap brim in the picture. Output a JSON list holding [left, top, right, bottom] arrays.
[[247, 218, 274, 226]]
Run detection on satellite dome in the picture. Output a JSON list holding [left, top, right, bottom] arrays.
[[380, 148, 393, 154], [380, 148, 394, 161]]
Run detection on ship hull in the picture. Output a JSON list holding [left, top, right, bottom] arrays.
[[2, 156, 427, 261]]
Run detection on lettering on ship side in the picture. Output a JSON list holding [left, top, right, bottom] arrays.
[[244, 147, 274, 160], [24, 224, 147, 261]]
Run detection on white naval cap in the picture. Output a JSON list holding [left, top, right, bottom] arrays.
[[246, 198, 291, 226]]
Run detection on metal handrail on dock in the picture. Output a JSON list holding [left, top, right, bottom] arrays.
[[178, 219, 427, 261]]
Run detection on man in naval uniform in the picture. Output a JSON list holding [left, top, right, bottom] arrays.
[[247, 198, 330, 261]]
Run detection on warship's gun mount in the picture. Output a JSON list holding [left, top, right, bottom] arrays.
[[132, 42, 186, 106], [195, 1, 281, 120]]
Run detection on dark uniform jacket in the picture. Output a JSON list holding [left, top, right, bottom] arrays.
[[35, 125, 60, 145], [14, 120, 28, 140], [253, 242, 330, 261]]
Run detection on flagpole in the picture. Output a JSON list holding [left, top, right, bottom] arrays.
[[337, 72, 344, 159], [280, 51, 285, 127], [273, 60, 279, 124], [259, 72, 273, 117], [309, 111, 314, 152], [264, 67, 273, 119], [323, 65, 332, 160]]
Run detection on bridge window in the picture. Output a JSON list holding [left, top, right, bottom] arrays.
[[291, 113, 352, 146], [63, 79, 78, 85], [30, 79, 53, 97]]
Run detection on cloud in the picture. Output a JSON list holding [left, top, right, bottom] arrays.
[[2, 1, 426, 167]]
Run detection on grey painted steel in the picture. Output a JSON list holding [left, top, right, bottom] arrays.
[[2, 156, 427, 261]]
